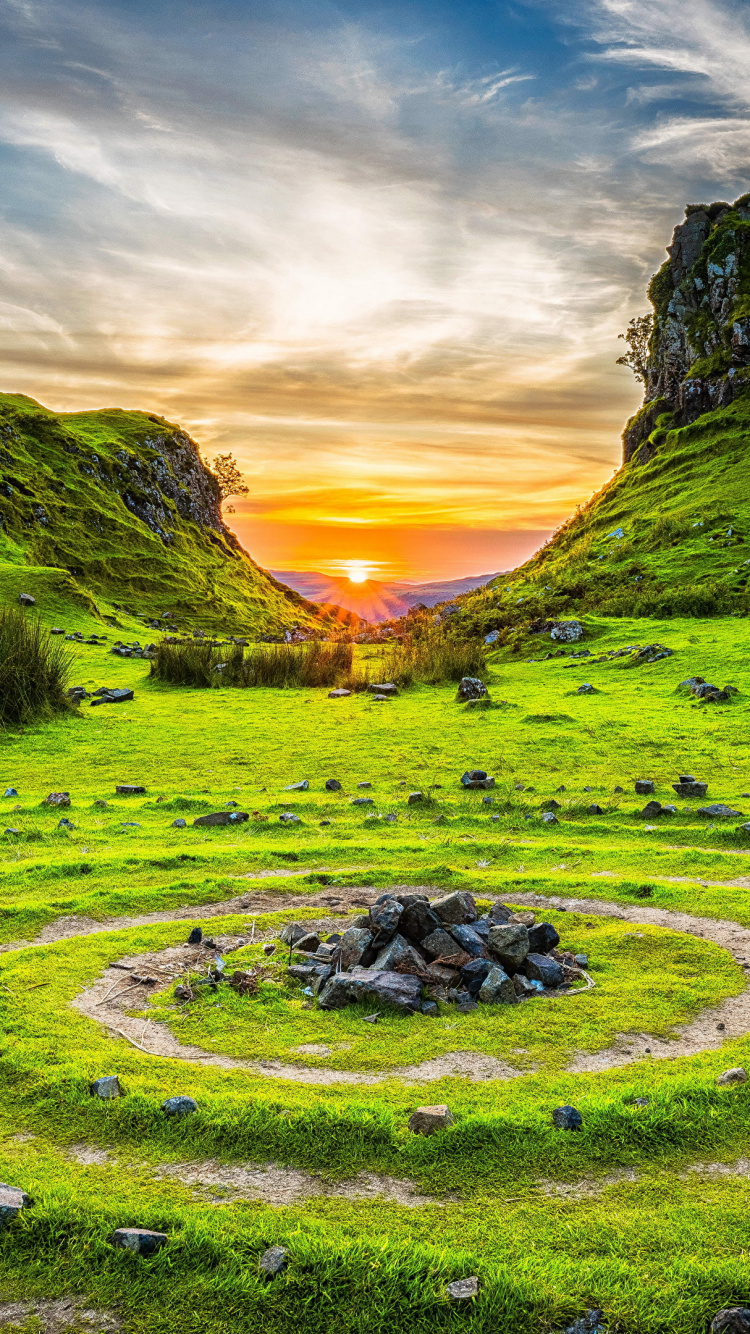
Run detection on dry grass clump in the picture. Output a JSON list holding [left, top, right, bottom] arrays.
[[150, 639, 368, 689], [382, 632, 486, 685]]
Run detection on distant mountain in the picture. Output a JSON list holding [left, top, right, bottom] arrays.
[[271, 569, 501, 622]]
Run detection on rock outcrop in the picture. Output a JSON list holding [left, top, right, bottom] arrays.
[[624, 194, 750, 462]]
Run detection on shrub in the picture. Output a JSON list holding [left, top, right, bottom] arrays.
[[382, 632, 486, 686], [150, 639, 364, 689], [0, 608, 73, 726]]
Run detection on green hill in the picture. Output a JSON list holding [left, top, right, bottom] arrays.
[[0, 394, 323, 634], [451, 194, 750, 639]]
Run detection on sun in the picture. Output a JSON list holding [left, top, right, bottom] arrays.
[[341, 560, 373, 583]]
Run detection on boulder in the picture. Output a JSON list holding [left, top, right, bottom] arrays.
[[0, 1183, 33, 1230], [527, 922, 560, 954], [478, 964, 516, 1004], [635, 780, 655, 795], [2, 788, 18, 798], [283, 780, 309, 791], [577, 683, 596, 695], [193, 811, 249, 827], [431, 891, 477, 925], [449, 924, 488, 958], [711, 1310, 750, 1334], [399, 900, 441, 942], [351, 797, 374, 806], [318, 967, 421, 1013], [338, 927, 374, 970], [368, 683, 398, 696], [280, 922, 309, 945], [369, 896, 403, 939], [641, 800, 663, 817], [259, 1245, 288, 1278], [717, 1067, 747, 1086], [456, 678, 488, 701], [488, 923, 529, 970], [552, 1104, 583, 1130], [369, 934, 425, 973], [588, 803, 604, 815], [541, 812, 558, 825], [421, 927, 462, 960], [461, 958, 493, 995], [325, 779, 343, 791], [111, 1228, 167, 1256], [90, 1076, 121, 1099], [407, 1105, 455, 1135], [446, 1276, 479, 1301], [294, 932, 321, 953], [327, 689, 351, 699], [550, 620, 583, 642], [673, 780, 708, 797], [484, 902, 513, 925], [162, 1095, 197, 1117], [524, 953, 565, 988], [116, 785, 146, 795], [460, 770, 496, 789], [172, 818, 187, 828]]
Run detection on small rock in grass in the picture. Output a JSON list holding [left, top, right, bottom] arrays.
[[162, 1096, 197, 1117], [635, 780, 655, 795], [368, 683, 398, 696], [111, 1228, 167, 1256], [351, 797, 374, 806], [263, 943, 276, 956], [0, 1183, 33, 1229], [613, 785, 624, 793], [3, 828, 20, 836], [90, 1076, 121, 1099], [408, 1105, 455, 1135], [541, 811, 558, 824], [259, 1245, 288, 1278], [279, 812, 301, 824], [542, 799, 561, 810], [717, 1067, 748, 1086], [563, 1310, 607, 1334], [446, 1276, 479, 1301], [44, 792, 70, 807], [284, 780, 309, 791], [421, 1000, 439, 1017], [456, 677, 488, 701], [18, 593, 35, 606], [552, 1105, 583, 1130], [357, 781, 372, 789], [673, 779, 708, 797], [711, 1310, 750, 1333], [327, 689, 351, 698], [407, 791, 424, 805], [172, 818, 187, 828], [641, 800, 663, 817], [589, 803, 604, 814], [325, 779, 342, 791], [193, 811, 249, 827], [174, 985, 193, 1001], [574, 954, 589, 968], [698, 804, 742, 819], [2, 788, 18, 798], [115, 784, 146, 795], [57, 818, 75, 830], [187, 927, 203, 944], [94, 799, 110, 808], [577, 683, 596, 695]]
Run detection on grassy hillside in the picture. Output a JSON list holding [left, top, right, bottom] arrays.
[[0, 393, 322, 634]]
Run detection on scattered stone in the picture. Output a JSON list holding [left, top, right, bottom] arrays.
[[172, 818, 187, 828], [525, 953, 565, 988], [368, 683, 398, 696], [408, 1105, 455, 1135], [673, 779, 708, 797], [93, 799, 110, 808], [259, 1245, 288, 1278], [91, 688, 134, 706], [456, 677, 489, 701], [193, 811, 249, 826], [446, 1276, 479, 1301], [357, 781, 372, 789], [284, 780, 309, 791], [43, 792, 71, 809], [550, 620, 583, 642], [2, 788, 18, 798], [552, 1105, 583, 1130], [577, 683, 596, 695], [115, 785, 146, 796], [0, 1183, 33, 1230], [711, 1309, 750, 1334], [263, 943, 276, 956], [90, 1076, 121, 1099], [325, 779, 343, 791], [279, 812, 301, 824], [3, 828, 20, 836], [635, 780, 655, 795], [327, 689, 351, 698], [589, 803, 604, 815], [18, 593, 35, 606], [407, 791, 424, 805], [57, 818, 75, 830], [613, 785, 624, 793], [162, 1096, 197, 1117], [460, 769, 495, 789], [351, 797, 374, 806], [574, 954, 589, 968], [698, 804, 742, 819], [541, 811, 558, 824], [717, 1067, 748, 1086], [111, 1228, 167, 1256]]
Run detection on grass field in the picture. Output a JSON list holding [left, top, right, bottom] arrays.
[[2, 602, 750, 1332]]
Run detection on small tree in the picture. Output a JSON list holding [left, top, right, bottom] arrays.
[[211, 453, 249, 514], [616, 313, 653, 384]]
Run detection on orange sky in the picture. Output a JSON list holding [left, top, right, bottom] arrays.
[[1, 0, 746, 579]]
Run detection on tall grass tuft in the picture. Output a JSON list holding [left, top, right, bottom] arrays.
[[0, 608, 74, 726], [382, 632, 486, 686], [150, 639, 367, 689]]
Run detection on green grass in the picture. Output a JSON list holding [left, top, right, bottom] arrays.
[[2, 610, 750, 1331]]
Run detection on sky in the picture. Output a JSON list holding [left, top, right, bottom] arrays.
[[1, 0, 749, 581]]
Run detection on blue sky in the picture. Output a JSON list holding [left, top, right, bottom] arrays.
[[0, 0, 748, 578]]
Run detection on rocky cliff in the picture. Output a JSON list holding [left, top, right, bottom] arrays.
[[0, 394, 324, 633], [624, 193, 750, 462]]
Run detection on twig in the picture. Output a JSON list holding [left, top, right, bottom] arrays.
[[561, 970, 596, 995], [95, 980, 143, 1006], [25, 982, 50, 991], [109, 1026, 153, 1054]]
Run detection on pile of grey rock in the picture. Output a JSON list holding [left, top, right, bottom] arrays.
[[110, 641, 157, 659], [283, 891, 587, 1015], [679, 675, 739, 703]]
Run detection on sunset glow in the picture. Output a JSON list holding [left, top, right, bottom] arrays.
[[0, 1, 745, 579], [341, 561, 375, 584]]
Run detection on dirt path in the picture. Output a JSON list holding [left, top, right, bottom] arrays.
[[65, 890, 750, 1082]]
